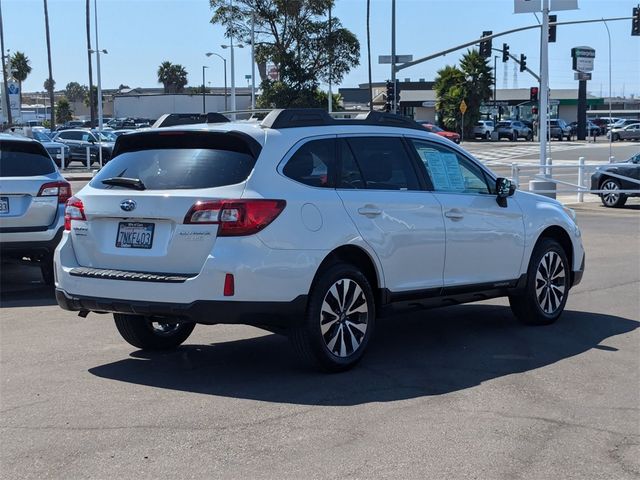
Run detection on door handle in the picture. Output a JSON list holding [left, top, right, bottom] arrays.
[[358, 206, 382, 218], [444, 209, 464, 220]]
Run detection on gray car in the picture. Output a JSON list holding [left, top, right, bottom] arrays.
[[0, 134, 71, 283], [608, 123, 640, 142], [30, 129, 71, 168], [496, 120, 533, 141], [549, 119, 572, 141], [52, 129, 115, 166]]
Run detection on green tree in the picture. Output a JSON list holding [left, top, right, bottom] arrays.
[[434, 65, 465, 131], [55, 98, 72, 124], [433, 49, 494, 135], [210, 0, 359, 108], [43, 78, 56, 92], [9, 51, 31, 108], [459, 49, 493, 135], [65, 82, 88, 103], [157, 61, 188, 93]]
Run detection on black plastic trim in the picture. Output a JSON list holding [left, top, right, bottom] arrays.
[[0, 227, 63, 257], [69, 267, 197, 283], [55, 289, 308, 328]]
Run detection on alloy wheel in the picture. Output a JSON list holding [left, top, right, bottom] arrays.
[[535, 251, 566, 315], [320, 278, 369, 358], [148, 320, 182, 336], [601, 180, 621, 207]]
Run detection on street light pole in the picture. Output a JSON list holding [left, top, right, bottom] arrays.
[[251, 11, 256, 110], [391, 0, 396, 114], [93, 0, 104, 168], [206, 52, 228, 111], [603, 19, 613, 159], [202, 65, 208, 114], [493, 55, 498, 123], [221, 43, 243, 117]]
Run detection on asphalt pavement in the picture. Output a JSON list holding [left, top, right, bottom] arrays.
[[1, 203, 638, 479]]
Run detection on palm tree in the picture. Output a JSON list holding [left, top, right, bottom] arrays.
[[9, 51, 32, 109], [43, 0, 55, 129], [85, 0, 95, 125], [157, 61, 188, 93], [459, 49, 493, 135], [434, 65, 464, 131]]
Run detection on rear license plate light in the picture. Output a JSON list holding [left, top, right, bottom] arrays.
[[116, 222, 155, 249]]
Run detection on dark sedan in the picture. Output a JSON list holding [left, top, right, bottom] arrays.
[[590, 152, 640, 207]]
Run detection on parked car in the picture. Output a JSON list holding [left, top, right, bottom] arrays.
[[568, 120, 601, 137], [473, 120, 494, 140], [607, 123, 640, 142], [0, 134, 71, 283], [54, 109, 585, 372], [420, 123, 460, 143], [611, 118, 639, 129], [590, 152, 640, 207], [495, 120, 533, 141], [549, 119, 572, 141], [591, 117, 621, 135], [28, 129, 71, 169], [51, 129, 115, 166]]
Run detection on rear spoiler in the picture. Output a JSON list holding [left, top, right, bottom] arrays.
[[151, 113, 230, 128]]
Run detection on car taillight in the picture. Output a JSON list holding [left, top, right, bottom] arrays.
[[64, 196, 86, 231], [38, 181, 72, 203], [184, 199, 286, 236]]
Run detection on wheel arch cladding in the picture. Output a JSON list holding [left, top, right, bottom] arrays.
[[537, 225, 575, 285]]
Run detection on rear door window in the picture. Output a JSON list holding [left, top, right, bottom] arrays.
[[346, 137, 421, 191], [90, 131, 258, 190], [0, 140, 56, 177]]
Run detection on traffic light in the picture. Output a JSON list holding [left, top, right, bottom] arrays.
[[633, 7, 640, 36], [530, 87, 539, 102], [385, 80, 394, 112], [502, 43, 510, 63], [479, 31, 493, 58], [532, 106, 538, 115], [519, 54, 527, 72], [549, 15, 557, 42]]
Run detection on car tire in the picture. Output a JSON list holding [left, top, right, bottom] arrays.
[[612, 133, 620, 141], [485, 131, 491, 140], [290, 263, 375, 372], [511, 132, 517, 142], [113, 314, 195, 350], [509, 238, 570, 326], [599, 178, 628, 208], [527, 132, 533, 141]]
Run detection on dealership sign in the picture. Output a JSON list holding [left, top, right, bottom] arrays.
[[514, 0, 577, 13], [571, 46, 595, 73]]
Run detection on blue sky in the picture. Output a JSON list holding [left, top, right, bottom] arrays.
[[2, 0, 639, 97]]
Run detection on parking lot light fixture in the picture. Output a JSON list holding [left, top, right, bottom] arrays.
[[221, 42, 244, 118], [206, 52, 228, 111]]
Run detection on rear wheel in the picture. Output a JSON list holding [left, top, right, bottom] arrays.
[[290, 263, 375, 372], [612, 133, 620, 141], [114, 314, 195, 350], [509, 238, 569, 326], [40, 255, 55, 285], [600, 179, 627, 208]]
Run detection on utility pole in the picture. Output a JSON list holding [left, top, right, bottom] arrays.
[[328, 4, 332, 113], [391, 0, 396, 114], [251, 11, 255, 110], [0, 0, 11, 125], [539, 0, 550, 175]]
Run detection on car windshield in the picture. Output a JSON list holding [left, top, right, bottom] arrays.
[[94, 131, 115, 142], [32, 131, 52, 142]]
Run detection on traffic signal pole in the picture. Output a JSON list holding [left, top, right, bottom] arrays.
[[539, 0, 549, 175], [391, 0, 397, 114]]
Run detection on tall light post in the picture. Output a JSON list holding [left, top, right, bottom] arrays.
[[206, 52, 227, 111], [202, 65, 208, 114], [221, 42, 244, 117], [602, 18, 613, 159]]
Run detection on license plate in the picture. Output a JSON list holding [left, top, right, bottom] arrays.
[[116, 222, 154, 249], [0, 197, 8, 214]]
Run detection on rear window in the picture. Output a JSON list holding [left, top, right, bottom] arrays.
[[0, 140, 56, 177], [497, 122, 511, 127], [91, 148, 256, 190]]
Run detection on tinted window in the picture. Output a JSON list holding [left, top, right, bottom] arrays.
[[346, 137, 420, 191], [283, 139, 335, 188], [0, 141, 56, 177], [410, 139, 491, 194], [58, 131, 81, 140], [337, 139, 365, 189], [91, 142, 256, 191]]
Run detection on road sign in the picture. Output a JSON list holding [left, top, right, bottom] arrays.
[[572, 46, 595, 73], [574, 72, 592, 81], [549, 99, 560, 106], [422, 100, 436, 107], [514, 0, 541, 14], [378, 55, 414, 64], [460, 100, 468, 114]]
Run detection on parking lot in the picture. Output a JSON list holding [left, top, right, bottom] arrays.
[[1, 201, 638, 479]]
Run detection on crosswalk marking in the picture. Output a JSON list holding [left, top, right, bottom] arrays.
[[464, 143, 585, 162]]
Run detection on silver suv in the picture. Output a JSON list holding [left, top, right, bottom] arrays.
[[0, 134, 71, 284]]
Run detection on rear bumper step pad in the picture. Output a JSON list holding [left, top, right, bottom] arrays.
[[69, 267, 196, 283]]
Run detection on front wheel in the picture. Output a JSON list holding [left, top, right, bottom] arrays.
[[114, 314, 195, 350], [485, 131, 491, 140], [527, 132, 533, 141], [290, 263, 375, 372], [509, 238, 570, 326], [511, 132, 517, 142], [599, 179, 627, 208]]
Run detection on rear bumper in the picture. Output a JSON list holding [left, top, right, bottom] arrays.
[[55, 288, 307, 328], [0, 226, 64, 258]]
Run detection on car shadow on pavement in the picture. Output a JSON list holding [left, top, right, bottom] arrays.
[[0, 262, 57, 308], [89, 305, 638, 406]]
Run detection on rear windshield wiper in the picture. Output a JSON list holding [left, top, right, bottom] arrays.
[[101, 177, 146, 190]]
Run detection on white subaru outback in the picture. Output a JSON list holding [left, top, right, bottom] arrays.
[[55, 109, 585, 371]]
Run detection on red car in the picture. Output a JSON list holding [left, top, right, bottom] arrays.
[[421, 123, 461, 144]]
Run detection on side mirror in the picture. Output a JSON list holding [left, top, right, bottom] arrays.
[[496, 177, 516, 207]]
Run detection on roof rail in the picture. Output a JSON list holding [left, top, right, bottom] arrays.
[[260, 108, 425, 131], [151, 112, 230, 128]]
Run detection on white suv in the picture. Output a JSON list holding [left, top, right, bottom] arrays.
[[55, 109, 585, 371]]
